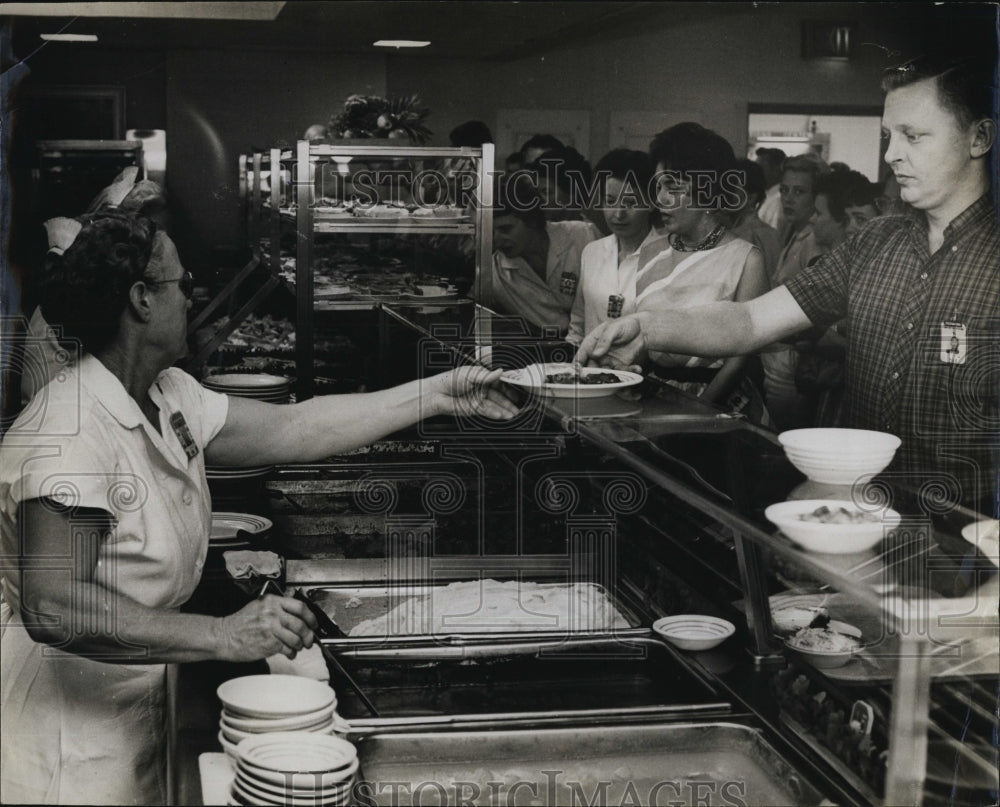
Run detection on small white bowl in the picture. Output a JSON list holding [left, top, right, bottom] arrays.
[[217, 675, 335, 720], [765, 499, 901, 554], [652, 615, 735, 651]]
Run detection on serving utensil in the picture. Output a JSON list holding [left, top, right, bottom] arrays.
[[259, 580, 379, 716]]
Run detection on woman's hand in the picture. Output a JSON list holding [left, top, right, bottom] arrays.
[[575, 314, 648, 368], [428, 366, 520, 420], [215, 595, 318, 661]]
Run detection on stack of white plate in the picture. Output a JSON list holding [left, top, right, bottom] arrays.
[[229, 732, 358, 806], [217, 675, 341, 761], [210, 512, 272, 550], [206, 464, 274, 482], [204, 373, 292, 404]]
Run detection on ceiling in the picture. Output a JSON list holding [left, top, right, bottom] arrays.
[[6, 1, 695, 61]]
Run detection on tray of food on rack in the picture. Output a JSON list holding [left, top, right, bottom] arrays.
[[302, 577, 649, 648]]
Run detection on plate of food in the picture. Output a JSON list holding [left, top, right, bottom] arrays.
[[785, 625, 863, 668], [500, 363, 643, 399]]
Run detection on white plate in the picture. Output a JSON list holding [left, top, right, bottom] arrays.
[[961, 519, 1000, 567], [218, 676, 336, 719], [501, 363, 643, 399], [206, 466, 274, 480], [222, 703, 335, 733], [233, 772, 353, 806], [211, 513, 273, 542], [237, 734, 357, 781], [204, 373, 291, 389], [221, 716, 334, 744]]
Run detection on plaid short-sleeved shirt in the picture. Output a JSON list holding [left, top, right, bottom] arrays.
[[785, 194, 999, 510]]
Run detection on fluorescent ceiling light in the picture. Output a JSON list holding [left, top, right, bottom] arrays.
[[1, 2, 286, 20], [40, 33, 98, 42], [373, 40, 431, 48]]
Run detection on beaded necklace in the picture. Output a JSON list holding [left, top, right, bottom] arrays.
[[669, 224, 726, 252]]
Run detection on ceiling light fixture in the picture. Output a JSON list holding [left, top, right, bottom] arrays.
[[373, 40, 430, 49], [40, 33, 99, 42]]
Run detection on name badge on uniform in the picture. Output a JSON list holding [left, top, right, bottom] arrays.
[[940, 321, 967, 365], [559, 272, 578, 296], [169, 411, 200, 459]]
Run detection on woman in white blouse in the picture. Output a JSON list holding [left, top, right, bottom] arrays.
[[566, 149, 660, 349]]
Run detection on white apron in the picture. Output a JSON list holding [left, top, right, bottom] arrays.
[[0, 358, 229, 805]]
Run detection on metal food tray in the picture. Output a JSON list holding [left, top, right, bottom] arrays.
[[329, 637, 727, 726], [353, 721, 822, 806], [303, 576, 651, 648]]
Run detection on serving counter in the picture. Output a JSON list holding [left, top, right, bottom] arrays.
[[177, 303, 998, 806]]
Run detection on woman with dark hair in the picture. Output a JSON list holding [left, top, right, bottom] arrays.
[[633, 123, 769, 411], [566, 149, 659, 347], [526, 145, 602, 229], [0, 212, 518, 804], [479, 174, 597, 334]]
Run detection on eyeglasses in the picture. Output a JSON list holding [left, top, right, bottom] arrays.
[[145, 271, 194, 299]]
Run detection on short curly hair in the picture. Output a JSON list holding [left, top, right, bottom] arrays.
[[41, 211, 160, 355]]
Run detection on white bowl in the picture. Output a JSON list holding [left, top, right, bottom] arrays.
[[652, 615, 735, 651], [785, 626, 862, 669], [217, 675, 336, 719], [220, 715, 334, 743], [782, 459, 894, 486], [237, 731, 357, 775], [779, 429, 900, 483], [782, 447, 898, 465], [765, 499, 901, 554], [222, 704, 335, 733]]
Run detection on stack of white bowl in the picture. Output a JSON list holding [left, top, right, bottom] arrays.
[[204, 373, 291, 404], [217, 675, 343, 761], [778, 428, 901, 485], [230, 731, 358, 806]]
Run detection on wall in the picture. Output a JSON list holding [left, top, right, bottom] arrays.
[[165, 49, 385, 266], [387, 3, 917, 165]]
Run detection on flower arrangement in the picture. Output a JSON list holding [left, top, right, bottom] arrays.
[[328, 94, 432, 144]]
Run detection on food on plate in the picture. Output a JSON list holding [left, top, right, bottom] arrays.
[[771, 604, 829, 633], [342, 579, 628, 636], [797, 505, 881, 525], [545, 371, 622, 385], [787, 627, 860, 654]]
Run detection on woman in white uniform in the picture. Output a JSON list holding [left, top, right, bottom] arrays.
[[0, 212, 518, 804]]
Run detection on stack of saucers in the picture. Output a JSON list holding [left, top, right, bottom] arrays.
[[204, 373, 292, 404], [229, 732, 358, 806], [217, 675, 340, 761], [209, 512, 272, 551]]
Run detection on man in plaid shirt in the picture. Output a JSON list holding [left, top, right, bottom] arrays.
[[577, 54, 998, 515]]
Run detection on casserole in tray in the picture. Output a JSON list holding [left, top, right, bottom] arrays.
[[304, 576, 649, 645]]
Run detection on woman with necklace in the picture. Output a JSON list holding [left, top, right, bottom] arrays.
[[633, 123, 769, 410]]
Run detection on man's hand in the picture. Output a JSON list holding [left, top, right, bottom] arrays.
[[429, 366, 520, 420], [574, 313, 647, 368]]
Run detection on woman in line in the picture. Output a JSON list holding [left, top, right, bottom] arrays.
[[634, 123, 769, 412], [795, 170, 883, 426], [566, 149, 660, 350], [480, 175, 598, 335], [0, 211, 518, 805]]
